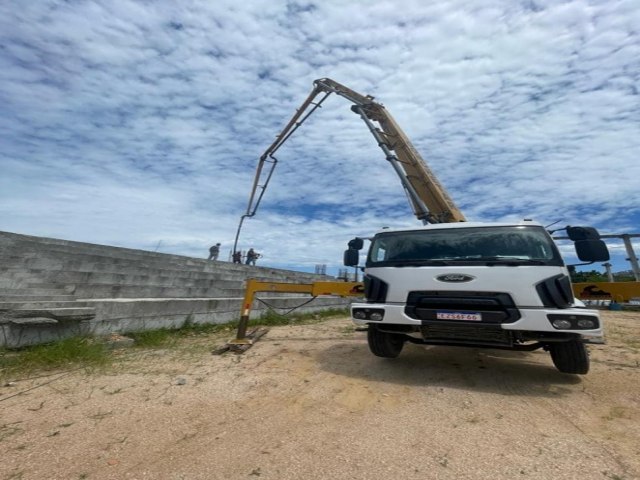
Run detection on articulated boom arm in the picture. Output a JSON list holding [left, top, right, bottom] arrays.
[[233, 78, 465, 253], [315, 78, 465, 225]]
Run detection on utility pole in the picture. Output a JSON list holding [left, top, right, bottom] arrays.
[[622, 234, 640, 281], [602, 262, 614, 282]]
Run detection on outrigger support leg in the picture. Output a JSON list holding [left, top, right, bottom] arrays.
[[212, 278, 363, 355]]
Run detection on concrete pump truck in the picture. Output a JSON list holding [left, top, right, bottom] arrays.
[[234, 78, 610, 374]]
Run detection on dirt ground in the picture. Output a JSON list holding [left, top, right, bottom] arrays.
[[1, 311, 639, 480]]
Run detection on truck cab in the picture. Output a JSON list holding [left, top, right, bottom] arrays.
[[236, 77, 611, 374], [345, 221, 609, 374]]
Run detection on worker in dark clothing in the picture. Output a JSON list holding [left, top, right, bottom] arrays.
[[232, 251, 242, 264], [208, 243, 221, 261], [246, 248, 260, 266]]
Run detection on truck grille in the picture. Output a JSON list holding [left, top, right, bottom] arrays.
[[421, 324, 513, 346], [405, 290, 520, 323], [535, 274, 572, 309], [364, 274, 388, 303]]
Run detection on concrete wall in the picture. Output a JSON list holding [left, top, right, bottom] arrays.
[[0, 231, 353, 347]]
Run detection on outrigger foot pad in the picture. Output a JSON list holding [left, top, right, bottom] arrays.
[[212, 328, 270, 355]]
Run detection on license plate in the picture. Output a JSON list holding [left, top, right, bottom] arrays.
[[436, 311, 482, 321]]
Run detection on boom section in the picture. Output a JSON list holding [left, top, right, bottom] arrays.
[[234, 78, 464, 252], [315, 78, 464, 224]]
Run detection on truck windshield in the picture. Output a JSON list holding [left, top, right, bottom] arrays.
[[366, 226, 563, 267]]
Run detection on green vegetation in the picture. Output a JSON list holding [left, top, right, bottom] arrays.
[[571, 270, 608, 282], [0, 337, 109, 380], [128, 316, 234, 347], [571, 269, 637, 283], [253, 307, 349, 327]]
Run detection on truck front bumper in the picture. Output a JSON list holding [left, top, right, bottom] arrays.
[[350, 303, 604, 343]]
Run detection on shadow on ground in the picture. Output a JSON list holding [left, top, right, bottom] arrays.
[[314, 340, 582, 398]]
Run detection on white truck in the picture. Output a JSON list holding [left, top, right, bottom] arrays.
[[236, 78, 610, 373], [344, 221, 609, 374]]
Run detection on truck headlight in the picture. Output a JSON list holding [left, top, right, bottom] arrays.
[[547, 314, 599, 330], [352, 308, 385, 321], [577, 319, 595, 329], [552, 319, 572, 329]]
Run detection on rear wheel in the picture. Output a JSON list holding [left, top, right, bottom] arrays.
[[367, 325, 405, 358], [549, 340, 589, 374]]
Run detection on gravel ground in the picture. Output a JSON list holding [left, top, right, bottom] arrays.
[[1, 311, 639, 480]]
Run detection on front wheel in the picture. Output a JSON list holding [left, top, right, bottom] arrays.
[[548, 340, 589, 374], [367, 325, 405, 358]]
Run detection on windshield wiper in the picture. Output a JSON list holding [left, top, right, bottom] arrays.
[[381, 259, 455, 266], [375, 258, 548, 267], [478, 256, 548, 266]]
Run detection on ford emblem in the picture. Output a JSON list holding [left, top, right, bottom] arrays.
[[436, 274, 475, 283]]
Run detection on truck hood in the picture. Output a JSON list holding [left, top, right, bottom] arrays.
[[365, 265, 570, 307]]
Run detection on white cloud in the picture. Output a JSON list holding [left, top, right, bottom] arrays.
[[0, 0, 638, 274]]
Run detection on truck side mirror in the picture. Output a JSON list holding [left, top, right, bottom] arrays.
[[348, 237, 364, 250], [567, 226, 601, 241], [575, 239, 609, 262], [343, 248, 359, 267]]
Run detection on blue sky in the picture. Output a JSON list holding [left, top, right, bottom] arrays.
[[1, 0, 638, 274]]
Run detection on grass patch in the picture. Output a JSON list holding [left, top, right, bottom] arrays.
[[0, 337, 109, 380], [126, 308, 349, 348], [178, 321, 233, 336], [252, 307, 349, 327], [128, 321, 233, 347]]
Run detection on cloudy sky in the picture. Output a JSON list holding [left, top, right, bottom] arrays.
[[1, 0, 638, 274]]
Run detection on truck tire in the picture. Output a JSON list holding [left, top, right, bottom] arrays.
[[367, 325, 404, 358], [549, 340, 589, 374]]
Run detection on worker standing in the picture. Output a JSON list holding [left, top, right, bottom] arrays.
[[246, 248, 260, 266], [208, 243, 221, 261]]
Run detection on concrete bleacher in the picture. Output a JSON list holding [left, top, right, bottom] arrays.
[[0, 231, 352, 348]]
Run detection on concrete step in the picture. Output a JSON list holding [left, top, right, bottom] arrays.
[[24, 274, 245, 290], [0, 254, 211, 273], [0, 266, 244, 281], [70, 284, 248, 299], [2, 279, 312, 301], [0, 287, 74, 296], [1, 307, 96, 323], [0, 283, 75, 297], [4, 317, 60, 326], [0, 236, 327, 271], [0, 268, 328, 292], [0, 294, 78, 302], [0, 247, 246, 272], [0, 232, 211, 263], [0, 300, 93, 310], [1, 231, 331, 276], [0, 256, 325, 282]]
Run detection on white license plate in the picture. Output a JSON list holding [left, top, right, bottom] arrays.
[[436, 311, 482, 321]]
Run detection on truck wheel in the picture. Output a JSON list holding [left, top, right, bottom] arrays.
[[367, 325, 404, 358], [549, 340, 589, 374]]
